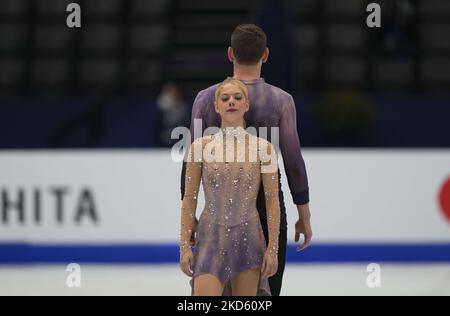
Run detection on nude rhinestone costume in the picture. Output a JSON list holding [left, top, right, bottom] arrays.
[[180, 127, 280, 296]]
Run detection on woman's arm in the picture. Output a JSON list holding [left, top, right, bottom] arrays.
[[260, 141, 281, 262], [180, 138, 203, 262]]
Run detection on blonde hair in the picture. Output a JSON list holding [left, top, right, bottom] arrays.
[[214, 78, 249, 103]]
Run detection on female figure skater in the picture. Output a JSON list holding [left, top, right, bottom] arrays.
[[179, 79, 280, 296]]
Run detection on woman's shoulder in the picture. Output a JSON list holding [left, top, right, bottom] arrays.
[[191, 135, 214, 146], [250, 135, 276, 150]]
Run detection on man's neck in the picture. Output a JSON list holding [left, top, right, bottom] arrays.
[[232, 64, 262, 81]]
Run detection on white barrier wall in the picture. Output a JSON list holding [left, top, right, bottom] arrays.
[[1, 149, 450, 244]]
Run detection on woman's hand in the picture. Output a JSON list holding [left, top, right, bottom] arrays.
[[180, 248, 195, 277], [261, 250, 278, 279]]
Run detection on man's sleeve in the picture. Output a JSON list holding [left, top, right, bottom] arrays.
[[279, 95, 310, 205], [180, 92, 206, 200]]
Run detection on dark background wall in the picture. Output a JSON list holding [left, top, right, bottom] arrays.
[[0, 0, 449, 149]]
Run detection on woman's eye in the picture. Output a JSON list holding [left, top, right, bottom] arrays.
[[221, 95, 229, 102], [234, 94, 243, 100]]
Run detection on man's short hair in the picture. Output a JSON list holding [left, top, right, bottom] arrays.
[[231, 24, 267, 65]]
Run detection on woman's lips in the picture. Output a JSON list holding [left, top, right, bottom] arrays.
[[227, 109, 238, 112]]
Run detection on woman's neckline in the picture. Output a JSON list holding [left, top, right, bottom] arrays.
[[219, 126, 247, 138]]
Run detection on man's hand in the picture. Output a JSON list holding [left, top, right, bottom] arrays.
[[295, 204, 313, 252], [189, 217, 199, 246]]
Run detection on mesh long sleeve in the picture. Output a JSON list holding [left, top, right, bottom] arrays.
[[260, 141, 281, 258], [180, 92, 207, 201], [179, 138, 203, 259], [279, 95, 309, 205]]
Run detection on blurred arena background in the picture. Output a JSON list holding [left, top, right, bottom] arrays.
[[0, 0, 449, 296]]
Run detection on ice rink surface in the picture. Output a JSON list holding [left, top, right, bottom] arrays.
[[1, 264, 449, 296]]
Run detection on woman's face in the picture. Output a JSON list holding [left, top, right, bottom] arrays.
[[215, 83, 249, 125]]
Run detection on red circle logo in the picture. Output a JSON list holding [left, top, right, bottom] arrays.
[[439, 177, 450, 223]]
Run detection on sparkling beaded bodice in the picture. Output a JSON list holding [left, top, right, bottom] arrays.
[[180, 127, 280, 261], [201, 128, 262, 227]]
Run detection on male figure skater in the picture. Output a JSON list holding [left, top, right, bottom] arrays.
[[181, 24, 312, 296]]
